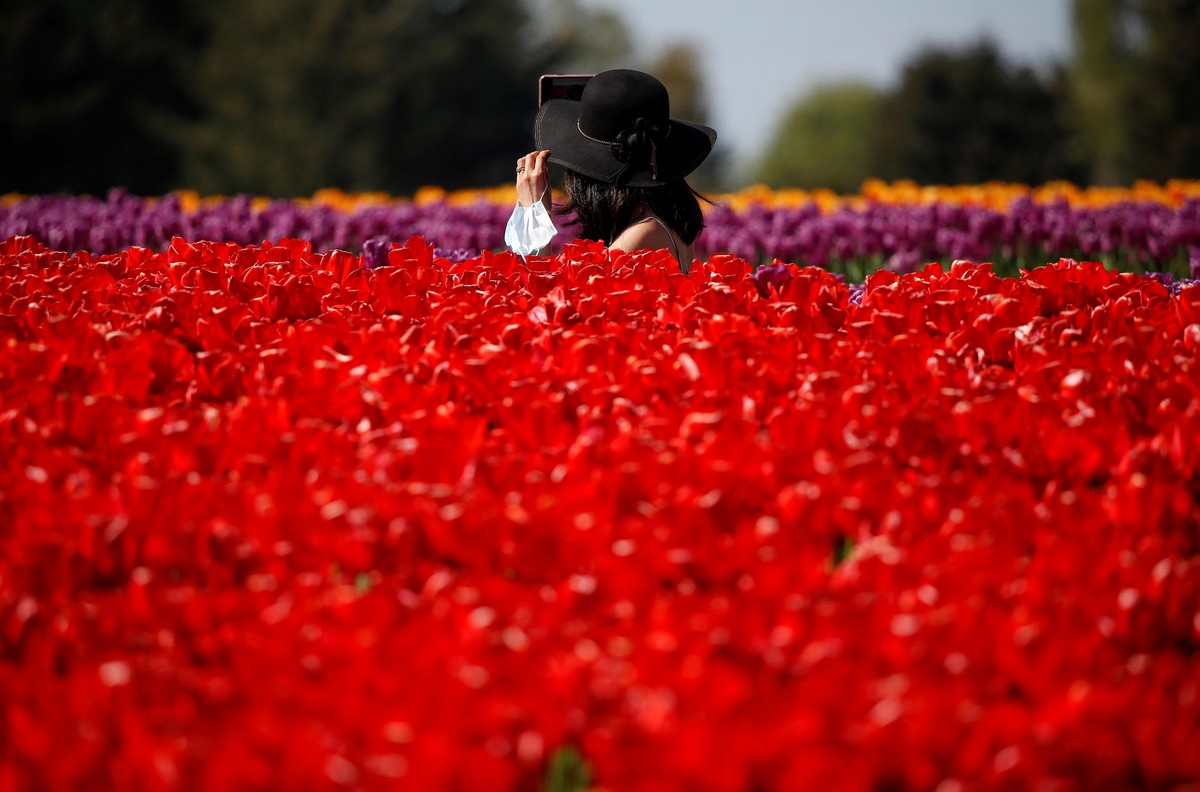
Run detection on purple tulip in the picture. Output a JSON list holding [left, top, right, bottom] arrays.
[[362, 237, 390, 269], [4, 191, 1200, 285], [749, 261, 793, 298]]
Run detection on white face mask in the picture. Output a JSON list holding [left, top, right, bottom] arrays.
[[504, 198, 557, 257]]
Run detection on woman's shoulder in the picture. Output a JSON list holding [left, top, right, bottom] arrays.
[[611, 214, 692, 271], [611, 215, 675, 254]]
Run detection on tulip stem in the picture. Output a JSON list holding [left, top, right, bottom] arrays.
[[545, 746, 592, 792]]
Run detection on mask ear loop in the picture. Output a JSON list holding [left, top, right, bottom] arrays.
[[517, 184, 553, 264]]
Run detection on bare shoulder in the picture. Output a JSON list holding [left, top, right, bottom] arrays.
[[610, 217, 674, 254]]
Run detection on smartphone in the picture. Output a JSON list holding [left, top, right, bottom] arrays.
[[538, 74, 593, 106]]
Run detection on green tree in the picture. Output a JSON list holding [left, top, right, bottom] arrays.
[[0, 0, 207, 194], [1069, 0, 1200, 182], [535, 0, 634, 74], [1069, 0, 1132, 183], [375, 0, 560, 194], [178, 0, 392, 195], [1121, 0, 1200, 179], [753, 81, 883, 193], [181, 0, 563, 196], [1, 0, 643, 197], [874, 39, 1085, 185]]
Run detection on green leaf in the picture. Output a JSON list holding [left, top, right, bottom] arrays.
[[831, 534, 855, 567], [544, 746, 591, 792]]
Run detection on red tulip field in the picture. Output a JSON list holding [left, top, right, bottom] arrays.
[[2, 230, 1199, 791]]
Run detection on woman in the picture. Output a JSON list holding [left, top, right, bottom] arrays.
[[506, 69, 717, 273]]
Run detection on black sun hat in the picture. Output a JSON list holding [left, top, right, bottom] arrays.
[[534, 69, 717, 188]]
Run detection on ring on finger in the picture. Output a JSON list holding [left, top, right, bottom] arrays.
[[516, 165, 525, 173]]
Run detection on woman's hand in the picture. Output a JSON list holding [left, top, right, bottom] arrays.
[[516, 150, 550, 208]]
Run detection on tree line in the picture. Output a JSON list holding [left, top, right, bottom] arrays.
[[3, 0, 1196, 196], [0, 0, 661, 197], [755, 0, 1200, 191]]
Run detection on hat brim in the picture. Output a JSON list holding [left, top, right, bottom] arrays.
[[534, 99, 717, 188]]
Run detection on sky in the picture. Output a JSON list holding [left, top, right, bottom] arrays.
[[575, 0, 1073, 178]]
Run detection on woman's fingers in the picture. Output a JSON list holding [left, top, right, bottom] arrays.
[[527, 151, 549, 202], [528, 150, 548, 178], [516, 153, 534, 202], [515, 150, 550, 206]]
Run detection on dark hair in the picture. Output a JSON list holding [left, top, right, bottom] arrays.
[[558, 170, 710, 245]]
